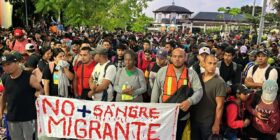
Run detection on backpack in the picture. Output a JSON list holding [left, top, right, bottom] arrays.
[[252, 65, 280, 94], [101, 62, 114, 101], [217, 61, 238, 72]]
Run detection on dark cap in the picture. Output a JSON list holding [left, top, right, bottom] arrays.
[[236, 84, 251, 94], [1, 54, 18, 64], [256, 49, 269, 56], [93, 47, 108, 55], [156, 49, 168, 59]]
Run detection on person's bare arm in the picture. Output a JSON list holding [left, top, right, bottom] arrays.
[[30, 73, 43, 97], [43, 79, 50, 96], [0, 92, 7, 120], [93, 79, 111, 93], [244, 77, 262, 88], [212, 96, 225, 134], [63, 68, 74, 81]]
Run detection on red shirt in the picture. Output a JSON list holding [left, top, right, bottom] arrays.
[[9, 39, 37, 54], [74, 61, 96, 96], [226, 96, 244, 129]]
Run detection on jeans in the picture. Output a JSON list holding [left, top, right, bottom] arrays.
[[191, 120, 212, 140]]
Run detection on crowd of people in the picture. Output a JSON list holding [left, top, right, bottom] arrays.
[[0, 26, 279, 140]]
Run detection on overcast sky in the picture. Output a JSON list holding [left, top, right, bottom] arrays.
[[143, 0, 268, 17]]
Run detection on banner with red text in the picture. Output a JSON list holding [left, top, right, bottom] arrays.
[[36, 96, 179, 140]]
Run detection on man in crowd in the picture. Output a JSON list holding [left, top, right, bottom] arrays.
[[89, 47, 116, 101], [151, 48, 203, 140], [0, 54, 43, 140], [191, 55, 226, 140], [73, 47, 96, 100], [9, 29, 36, 54], [245, 49, 278, 89]]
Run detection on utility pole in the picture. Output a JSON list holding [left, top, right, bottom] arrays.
[[257, 0, 267, 44], [24, 0, 29, 28], [252, 0, 256, 16]]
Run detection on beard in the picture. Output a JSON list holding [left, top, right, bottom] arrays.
[[173, 64, 184, 69]]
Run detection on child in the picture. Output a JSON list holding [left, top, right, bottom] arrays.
[[246, 80, 280, 140], [224, 84, 251, 140], [112, 44, 126, 71]]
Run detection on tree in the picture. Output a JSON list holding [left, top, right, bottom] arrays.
[[269, 0, 280, 15], [240, 5, 262, 16], [34, 0, 153, 32], [130, 14, 154, 32]]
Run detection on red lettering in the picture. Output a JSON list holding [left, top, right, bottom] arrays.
[[128, 106, 138, 118], [43, 98, 59, 116], [148, 123, 160, 140], [61, 100, 75, 116], [116, 106, 127, 118], [139, 107, 148, 118], [93, 105, 103, 117], [74, 119, 87, 139], [89, 120, 101, 139], [115, 121, 129, 140], [67, 117, 72, 136], [131, 122, 146, 140], [103, 123, 113, 139], [104, 106, 113, 118], [149, 108, 160, 119], [48, 116, 66, 136]]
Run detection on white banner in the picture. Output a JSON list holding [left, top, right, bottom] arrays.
[[36, 96, 179, 140]]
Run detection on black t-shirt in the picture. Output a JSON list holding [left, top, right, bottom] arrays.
[[42, 63, 74, 96], [151, 63, 161, 73], [38, 59, 48, 72], [1, 71, 36, 122], [25, 53, 41, 69]]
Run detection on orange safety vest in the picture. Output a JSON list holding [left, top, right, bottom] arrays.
[[162, 64, 191, 102]]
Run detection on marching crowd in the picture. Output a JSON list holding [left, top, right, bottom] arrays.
[[0, 26, 279, 140]]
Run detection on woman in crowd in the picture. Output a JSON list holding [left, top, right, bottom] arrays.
[[114, 50, 147, 102]]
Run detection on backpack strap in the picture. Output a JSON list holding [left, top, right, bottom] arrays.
[[264, 66, 273, 80], [252, 65, 259, 76], [101, 61, 114, 102], [11, 40, 16, 50]]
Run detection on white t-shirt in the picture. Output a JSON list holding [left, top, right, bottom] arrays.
[[246, 65, 278, 83], [91, 61, 116, 101]]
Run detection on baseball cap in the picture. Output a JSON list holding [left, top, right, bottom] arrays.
[[25, 43, 35, 51], [236, 84, 251, 94], [10, 51, 23, 60], [262, 80, 278, 103], [248, 50, 257, 57], [14, 29, 24, 36], [0, 54, 18, 64], [240, 45, 248, 54], [256, 49, 269, 56], [92, 47, 108, 55], [199, 47, 210, 55], [156, 49, 168, 59]]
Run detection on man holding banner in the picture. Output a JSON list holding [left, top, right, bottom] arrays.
[[151, 48, 203, 140]]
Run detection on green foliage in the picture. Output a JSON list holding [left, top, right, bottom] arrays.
[[130, 14, 154, 32], [240, 5, 262, 16], [34, 0, 153, 32]]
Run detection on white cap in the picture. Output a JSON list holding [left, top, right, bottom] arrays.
[[240, 45, 248, 54], [199, 47, 210, 55], [25, 43, 35, 51]]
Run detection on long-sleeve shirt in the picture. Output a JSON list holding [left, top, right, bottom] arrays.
[[114, 67, 147, 102], [226, 103, 244, 129], [151, 66, 203, 105]]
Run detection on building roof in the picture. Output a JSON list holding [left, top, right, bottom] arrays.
[[191, 12, 247, 23], [153, 5, 193, 14]]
